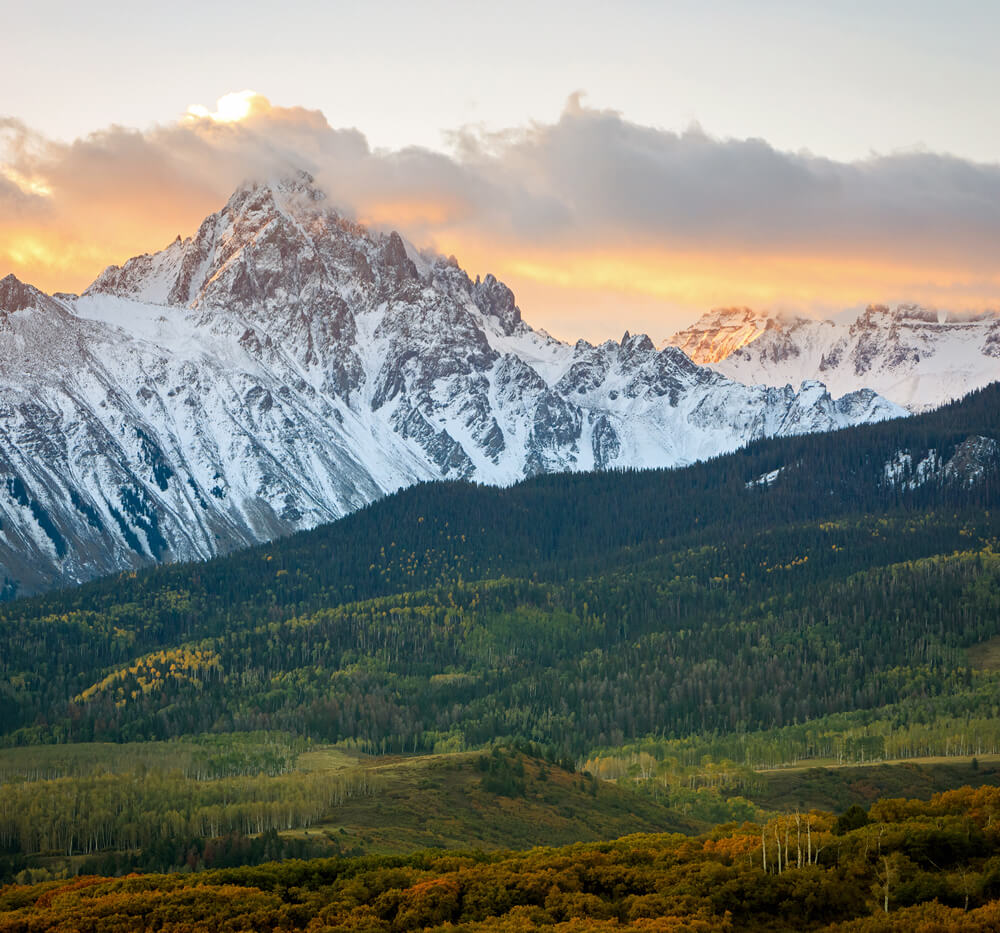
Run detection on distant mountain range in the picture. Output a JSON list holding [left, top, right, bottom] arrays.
[[666, 305, 1000, 412], [0, 172, 907, 595]]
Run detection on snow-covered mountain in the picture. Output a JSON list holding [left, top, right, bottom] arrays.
[[666, 306, 1000, 412], [0, 173, 906, 595]]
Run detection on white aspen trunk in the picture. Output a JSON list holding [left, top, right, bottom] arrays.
[[795, 811, 802, 868]]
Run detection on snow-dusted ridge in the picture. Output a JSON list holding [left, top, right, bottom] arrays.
[[0, 173, 906, 594], [666, 305, 1000, 412]]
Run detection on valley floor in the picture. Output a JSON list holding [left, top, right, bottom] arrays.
[[5, 783, 1000, 932]]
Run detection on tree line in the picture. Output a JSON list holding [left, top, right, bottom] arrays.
[[0, 767, 378, 860]]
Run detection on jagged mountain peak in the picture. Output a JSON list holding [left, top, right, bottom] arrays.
[[0, 179, 910, 596], [855, 303, 1000, 328], [213, 170, 333, 239], [471, 273, 522, 335], [229, 167, 320, 199], [620, 331, 655, 354], [84, 172, 441, 317], [0, 273, 49, 313]]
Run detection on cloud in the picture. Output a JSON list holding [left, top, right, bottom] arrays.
[[1, 92, 999, 338], [438, 107, 1000, 267]]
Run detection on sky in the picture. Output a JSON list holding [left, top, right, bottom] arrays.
[[2, 0, 1000, 341]]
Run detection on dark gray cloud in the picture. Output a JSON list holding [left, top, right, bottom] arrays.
[[435, 104, 1000, 266]]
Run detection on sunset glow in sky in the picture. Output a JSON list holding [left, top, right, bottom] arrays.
[[3, 0, 1000, 341]]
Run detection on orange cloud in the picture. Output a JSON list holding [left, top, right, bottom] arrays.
[[1, 93, 999, 340], [419, 228, 1000, 340], [499, 247, 1000, 307], [357, 197, 471, 230]]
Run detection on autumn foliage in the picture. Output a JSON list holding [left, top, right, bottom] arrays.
[[4, 786, 1000, 931]]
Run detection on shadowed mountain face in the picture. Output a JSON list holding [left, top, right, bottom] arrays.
[[0, 173, 904, 595]]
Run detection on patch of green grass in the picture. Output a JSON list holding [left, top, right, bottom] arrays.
[[968, 636, 1000, 671], [295, 745, 365, 773], [0, 739, 700, 878], [747, 757, 1000, 812]]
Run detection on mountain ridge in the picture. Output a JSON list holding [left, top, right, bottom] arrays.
[[0, 173, 905, 595]]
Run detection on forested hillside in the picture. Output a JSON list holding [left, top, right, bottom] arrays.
[[2, 384, 999, 761]]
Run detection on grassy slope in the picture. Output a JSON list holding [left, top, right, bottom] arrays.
[[0, 740, 699, 872], [750, 756, 1000, 812], [968, 636, 1000, 670], [301, 751, 701, 854]]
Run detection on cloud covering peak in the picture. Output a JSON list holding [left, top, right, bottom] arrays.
[[2, 92, 998, 339]]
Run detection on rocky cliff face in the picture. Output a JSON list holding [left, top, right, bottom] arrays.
[[666, 305, 1000, 412], [0, 174, 906, 595]]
